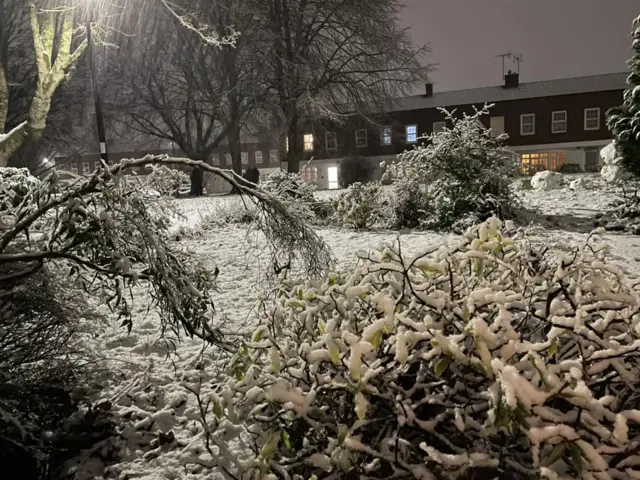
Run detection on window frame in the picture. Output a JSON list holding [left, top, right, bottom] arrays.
[[584, 108, 601, 131], [211, 154, 220, 166], [355, 128, 368, 148], [405, 124, 418, 143], [225, 153, 232, 166], [70, 163, 78, 174], [432, 121, 446, 134], [255, 151, 263, 164], [520, 113, 536, 136], [325, 131, 337, 151], [94, 161, 101, 171], [82, 162, 91, 175], [380, 126, 392, 146], [269, 149, 278, 164], [241, 152, 249, 165], [303, 133, 314, 152], [551, 110, 568, 134]]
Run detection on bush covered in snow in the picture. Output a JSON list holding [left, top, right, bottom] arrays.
[[262, 170, 332, 223], [384, 106, 520, 231], [0, 167, 41, 210], [332, 182, 383, 230], [143, 164, 189, 197], [187, 218, 640, 479]]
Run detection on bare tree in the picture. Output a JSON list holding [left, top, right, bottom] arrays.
[[257, 0, 431, 173], [0, 1, 88, 167], [107, 0, 264, 196]]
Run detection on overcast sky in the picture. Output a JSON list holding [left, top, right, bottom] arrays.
[[399, 0, 638, 93]]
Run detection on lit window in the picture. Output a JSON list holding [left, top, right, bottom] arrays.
[[211, 154, 220, 166], [584, 108, 600, 130], [300, 166, 318, 184], [303, 134, 314, 151], [520, 151, 566, 174], [327, 166, 339, 190], [355, 129, 368, 148], [520, 114, 535, 136], [432, 121, 446, 134], [70, 163, 78, 174], [82, 162, 91, 175], [551, 111, 567, 134], [255, 151, 263, 164], [225, 153, 232, 166], [241, 152, 248, 165], [405, 125, 418, 143], [94, 161, 101, 171], [326, 131, 337, 151], [381, 126, 392, 145], [269, 149, 278, 164]]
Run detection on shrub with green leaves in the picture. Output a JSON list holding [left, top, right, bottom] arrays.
[[384, 105, 520, 231], [262, 170, 330, 223], [186, 218, 640, 479], [332, 182, 383, 230]]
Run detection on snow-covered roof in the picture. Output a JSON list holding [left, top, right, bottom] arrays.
[[391, 72, 629, 112]]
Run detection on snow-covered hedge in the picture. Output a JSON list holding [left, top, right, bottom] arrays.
[[144, 164, 189, 197], [384, 106, 520, 231], [194, 218, 640, 479], [262, 170, 332, 222], [0, 167, 40, 210], [332, 182, 383, 230]]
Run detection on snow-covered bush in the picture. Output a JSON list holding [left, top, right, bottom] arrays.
[[144, 164, 189, 197], [190, 218, 640, 479], [0, 167, 41, 210], [384, 106, 520, 231], [332, 182, 383, 229], [262, 170, 331, 223]]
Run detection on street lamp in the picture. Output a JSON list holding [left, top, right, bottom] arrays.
[[86, 20, 109, 166]]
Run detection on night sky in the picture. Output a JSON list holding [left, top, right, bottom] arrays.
[[400, 0, 639, 93]]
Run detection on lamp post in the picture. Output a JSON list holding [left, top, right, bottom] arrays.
[[86, 20, 109, 165]]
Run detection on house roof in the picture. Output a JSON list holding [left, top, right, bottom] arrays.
[[390, 72, 629, 112]]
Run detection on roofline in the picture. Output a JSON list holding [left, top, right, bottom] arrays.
[[415, 71, 629, 98]]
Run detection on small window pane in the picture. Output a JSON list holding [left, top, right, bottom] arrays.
[[255, 151, 263, 164], [303, 134, 314, 151]]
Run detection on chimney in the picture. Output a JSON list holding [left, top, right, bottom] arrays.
[[504, 70, 519, 88], [424, 82, 434, 97]]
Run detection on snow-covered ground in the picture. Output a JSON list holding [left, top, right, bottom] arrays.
[[70, 175, 640, 479]]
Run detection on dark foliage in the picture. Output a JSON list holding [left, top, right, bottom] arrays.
[[338, 156, 375, 187]]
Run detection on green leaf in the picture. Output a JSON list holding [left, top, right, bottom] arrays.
[[318, 320, 325, 334], [542, 442, 567, 467], [434, 356, 451, 378], [260, 431, 281, 460], [252, 329, 265, 342], [569, 442, 583, 475], [548, 339, 558, 357], [371, 330, 383, 350], [462, 306, 470, 322], [212, 400, 223, 418], [281, 430, 291, 449], [338, 424, 349, 445]]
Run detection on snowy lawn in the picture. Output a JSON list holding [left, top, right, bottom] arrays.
[[70, 174, 640, 479]]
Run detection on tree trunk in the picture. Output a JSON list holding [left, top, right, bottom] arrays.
[[228, 124, 242, 176], [189, 166, 204, 196], [286, 112, 301, 174]]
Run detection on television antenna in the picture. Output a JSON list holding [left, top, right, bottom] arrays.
[[496, 51, 523, 77]]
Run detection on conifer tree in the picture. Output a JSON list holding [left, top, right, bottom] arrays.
[[607, 14, 640, 177]]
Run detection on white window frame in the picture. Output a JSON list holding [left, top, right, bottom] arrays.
[[584, 108, 601, 131], [405, 124, 418, 143], [355, 129, 368, 148], [551, 110, 567, 134], [520, 113, 536, 136], [432, 121, 446, 134], [225, 153, 232, 166], [303, 133, 314, 152], [325, 131, 337, 151], [82, 162, 91, 175], [211, 154, 220, 166], [255, 151, 263, 164], [241, 152, 248, 165], [381, 126, 392, 145], [269, 149, 278, 164], [94, 161, 101, 171], [70, 163, 78, 174]]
